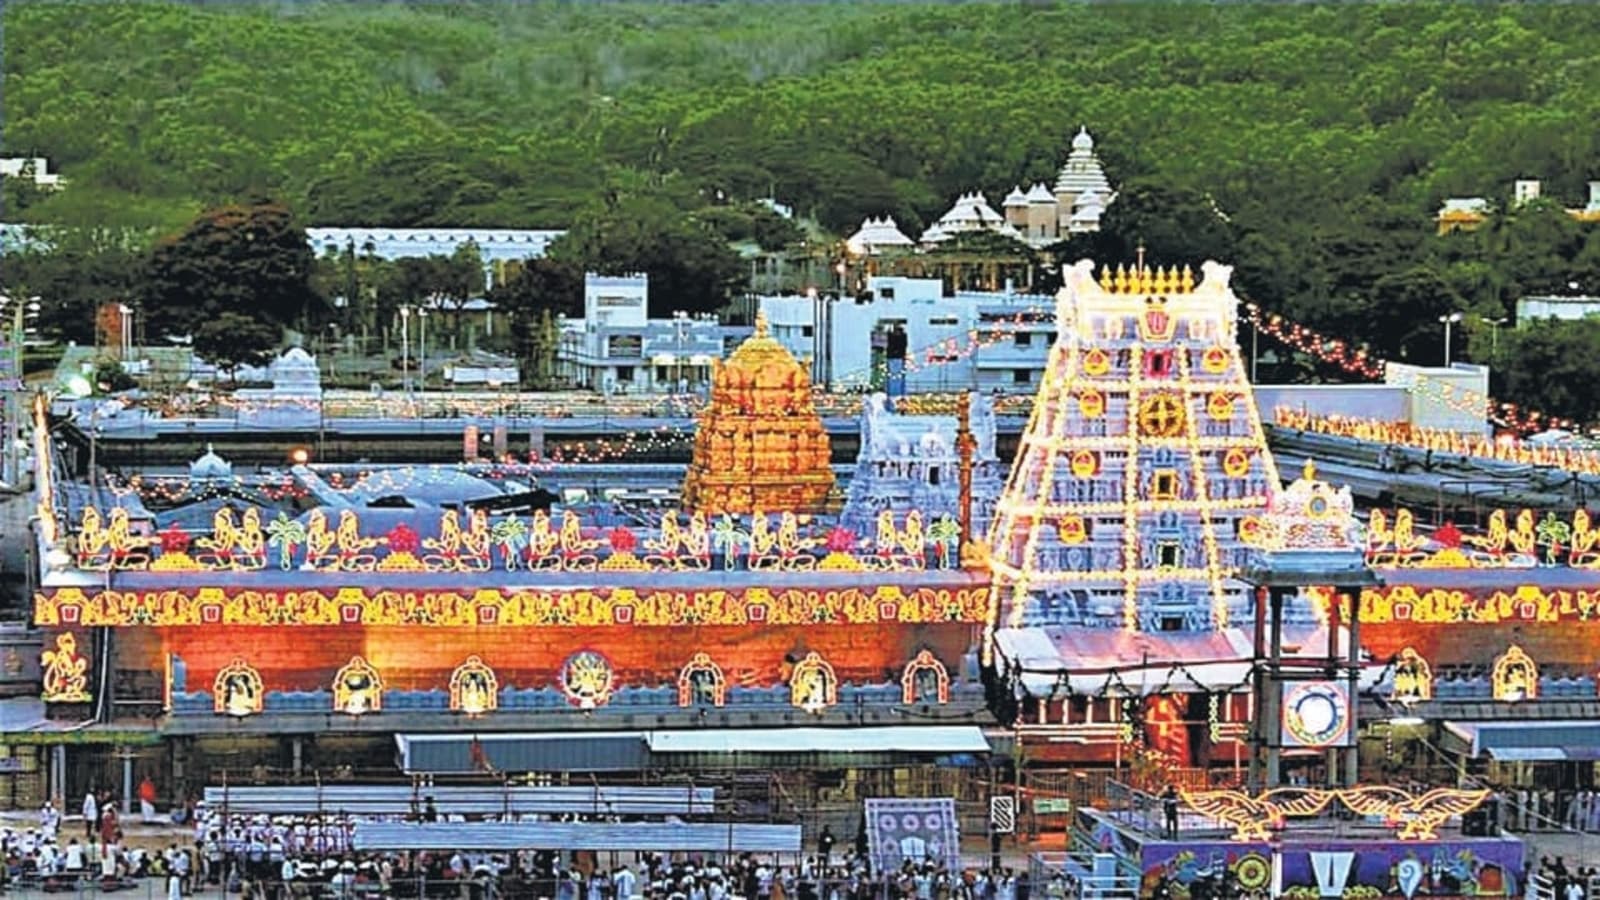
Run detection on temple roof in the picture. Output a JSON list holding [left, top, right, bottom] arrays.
[[1053, 128, 1113, 198], [920, 192, 1023, 244], [721, 312, 807, 375], [845, 216, 917, 255]]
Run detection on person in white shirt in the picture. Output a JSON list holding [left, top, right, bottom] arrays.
[[82, 791, 98, 842], [39, 801, 60, 841], [64, 837, 85, 873], [614, 865, 638, 900]]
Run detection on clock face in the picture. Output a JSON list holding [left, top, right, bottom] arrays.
[[1283, 682, 1350, 748]]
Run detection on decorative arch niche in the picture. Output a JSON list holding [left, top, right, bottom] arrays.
[[1492, 645, 1538, 702], [677, 653, 727, 707], [1390, 647, 1433, 704], [449, 656, 499, 715], [213, 658, 263, 716], [789, 651, 837, 713], [901, 650, 950, 705], [332, 656, 383, 714]]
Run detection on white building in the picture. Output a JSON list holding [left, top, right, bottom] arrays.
[[0, 158, 64, 189], [305, 227, 566, 289], [1516, 295, 1600, 323], [757, 275, 1057, 394], [556, 274, 750, 395]]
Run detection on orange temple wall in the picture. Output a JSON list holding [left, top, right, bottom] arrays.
[[140, 624, 978, 694]]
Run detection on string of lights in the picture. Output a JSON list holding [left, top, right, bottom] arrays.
[[1240, 303, 1574, 434], [1274, 408, 1600, 476]]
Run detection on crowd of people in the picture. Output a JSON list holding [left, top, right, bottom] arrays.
[[1494, 787, 1600, 833], [1530, 856, 1599, 900], [5, 793, 1033, 900]]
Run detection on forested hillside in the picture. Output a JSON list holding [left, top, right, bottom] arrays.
[[7, 1, 1600, 415], [7, 2, 1599, 232]]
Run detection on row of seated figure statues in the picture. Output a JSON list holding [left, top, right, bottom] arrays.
[[74, 505, 938, 573]]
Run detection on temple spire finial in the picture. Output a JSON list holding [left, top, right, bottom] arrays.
[[1135, 242, 1147, 278], [754, 311, 769, 338]]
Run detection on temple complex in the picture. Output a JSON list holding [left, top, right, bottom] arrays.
[[984, 258, 1340, 768], [842, 392, 1002, 541], [681, 313, 836, 514]]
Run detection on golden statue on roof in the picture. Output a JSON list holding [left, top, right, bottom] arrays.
[[682, 313, 836, 515]]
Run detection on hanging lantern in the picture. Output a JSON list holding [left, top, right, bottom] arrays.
[[1078, 389, 1105, 419], [1223, 447, 1251, 477], [1070, 449, 1100, 478], [1201, 346, 1230, 374], [1083, 348, 1111, 376], [1208, 392, 1236, 421]]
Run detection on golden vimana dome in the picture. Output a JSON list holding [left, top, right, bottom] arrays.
[[680, 313, 836, 515]]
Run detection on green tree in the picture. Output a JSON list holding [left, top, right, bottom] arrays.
[[193, 311, 281, 384], [550, 196, 743, 318], [136, 199, 314, 342], [1497, 318, 1600, 425], [490, 257, 583, 386]]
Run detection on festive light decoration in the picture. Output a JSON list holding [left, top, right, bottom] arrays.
[[681, 313, 836, 514], [1278, 408, 1600, 476], [1183, 786, 1491, 843], [1491, 644, 1538, 701], [65, 506, 944, 575], [213, 657, 263, 716], [1340, 584, 1600, 625], [449, 656, 498, 715], [901, 649, 951, 705], [1391, 647, 1433, 703], [33, 395, 60, 546], [790, 651, 838, 713], [1179, 788, 1335, 841], [332, 656, 382, 714], [986, 259, 1277, 645], [1243, 302, 1576, 433], [560, 650, 615, 709], [40, 632, 90, 703], [1335, 787, 1492, 841], [34, 584, 989, 628], [676, 653, 727, 707]]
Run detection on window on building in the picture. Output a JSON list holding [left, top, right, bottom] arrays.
[[656, 366, 670, 383], [1151, 469, 1180, 501], [1013, 369, 1032, 385], [879, 287, 896, 299], [1159, 615, 1184, 632], [1156, 541, 1181, 569], [616, 366, 634, 382], [929, 316, 959, 326], [1014, 333, 1032, 347], [928, 466, 941, 486], [801, 325, 814, 337]]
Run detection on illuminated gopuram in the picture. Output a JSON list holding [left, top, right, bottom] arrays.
[[681, 313, 836, 514], [986, 258, 1317, 768]]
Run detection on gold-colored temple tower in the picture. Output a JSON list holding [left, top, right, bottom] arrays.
[[681, 313, 836, 514]]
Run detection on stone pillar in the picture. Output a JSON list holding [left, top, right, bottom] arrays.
[[292, 738, 303, 779], [1248, 585, 1268, 792], [1325, 596, 1342, 787], [52, 745, 66, 809], [1264, 588, 1286, 787], [1344, 593, 1362, 787], [122, 753, 133, 816]]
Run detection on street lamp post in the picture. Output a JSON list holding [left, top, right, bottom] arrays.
[[1485, 316, 1507, 365], [1438, 312, 1463, 367], [400, 306, 412, 394], [419, 307, 429, 391]]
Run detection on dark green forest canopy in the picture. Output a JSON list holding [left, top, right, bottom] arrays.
[[7, 1, 1600, 235]]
